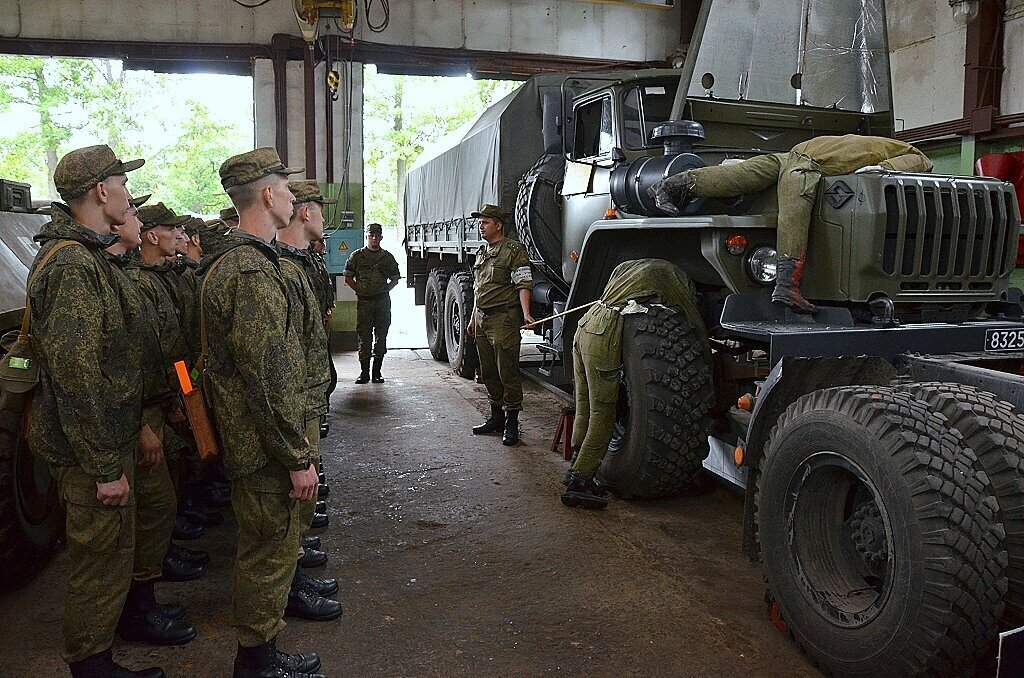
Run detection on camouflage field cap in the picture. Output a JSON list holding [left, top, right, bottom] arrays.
[[54, 144, 145, 201], [471, 204, 511, 222], [220, 147, 302, 190], [130, 194, 151, 209], [184, 216, 205, 237], [138, 202, 191, 231], [289, 180, 338, 205], [367, 223, 383, 235], [219, 206, 239, 223]]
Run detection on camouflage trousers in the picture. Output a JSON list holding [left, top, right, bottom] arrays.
[[475, 306, 524, 411], [356, 293, 392, 361], [231, 463, 306, 647], [296, 420, 321, 560], [689, 152, 820, 257], [135, 407, 177, 583], [51, 456, 135, 664], [570, 327, 620, 477]]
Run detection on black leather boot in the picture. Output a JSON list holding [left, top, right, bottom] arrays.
[[118, 582, 198, 646], [293, 568, 340, 597], [315, 499, 327, 514], [299, 548, 328, 569], [561, 471, 610, 510], [167, 542, 210, 566], [125, 580, 186, 621], [472, 404, 504, 435], [233, 639, 324, 678], [69, 649, 165, 678], [772, 255, 818, 314], [171, 515, 204, 540], [310, 512, 329, 529], [162, 549, 205, 582], [302, 535, 322, 550], [285, 586, 344, 621], [355, 357, 370, 384], [371, 355, 385, 383], [502, 410, 520, 446], [179, 496, 224, 527]]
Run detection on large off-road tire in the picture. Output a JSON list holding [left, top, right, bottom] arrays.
[[0, 407, 62, 588], [515, 154, 567, 294], [596, 305, 713, 498], [757, 386, 1007, 677], [894, 382, 1024, 628], [444, 271, 479, 379], [425, 267, 455, 362]]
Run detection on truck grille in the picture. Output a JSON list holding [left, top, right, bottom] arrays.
[[881, 178, 1019, 290]]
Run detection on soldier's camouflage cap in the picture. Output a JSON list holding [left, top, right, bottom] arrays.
[[220, 147, 302, 190], [366, 223, 383, 235], [54, 144, 145, 201], [220, 206, 239, 223], [130, 194, 151, 208], [289, 180, 338, 205], [138, 202, 191, 231], [184, 216, 205, 236], [471, 204, 511, 222]]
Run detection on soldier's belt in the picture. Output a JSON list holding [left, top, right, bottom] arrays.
[[356, 291, 389, 300], [478, 303, 520, 317]]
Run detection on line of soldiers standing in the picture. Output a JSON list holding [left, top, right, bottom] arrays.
[[26, 144, 344, 678]]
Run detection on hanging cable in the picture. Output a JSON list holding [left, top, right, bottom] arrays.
[[364, 0, 390, 33], [230, 0, 274, 8]]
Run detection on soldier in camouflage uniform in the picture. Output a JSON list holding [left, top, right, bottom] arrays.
[[27, 145, 165, 677], [107, 197, 200, 644], [560, 259, 710, 510], [308, 235, 337, 445], [467, 204, 535, 446], [650, 135, 933, 313], [204, 148, 325, 678], [343, 223, 401, 384], [277, 180, 343, 621]]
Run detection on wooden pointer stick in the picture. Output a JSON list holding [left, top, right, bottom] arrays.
[[521, 300, 601, 329]]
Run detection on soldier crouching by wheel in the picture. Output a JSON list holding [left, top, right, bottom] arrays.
[[467, 204, 536, 446]]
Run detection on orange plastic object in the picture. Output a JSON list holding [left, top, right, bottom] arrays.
[[604, 208, 618, 219], [174, 360, 193, 396], [726, 234, 748, 255], [733, 445, 745, 467], [737, 394, 754, 411]]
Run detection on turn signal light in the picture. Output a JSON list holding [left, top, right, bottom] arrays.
[[737, 394, 754, 411], [570, 250, 579, 262], [604, 208, 618, 219], [726, 234, 748, 255], [733, 445, 745, 467]]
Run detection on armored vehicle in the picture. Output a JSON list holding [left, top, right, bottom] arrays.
[[405, 0, 1024, 673], [0, 179, 62, 587]]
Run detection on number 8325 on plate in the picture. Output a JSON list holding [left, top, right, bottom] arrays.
[[985, 328, 1024, 352]]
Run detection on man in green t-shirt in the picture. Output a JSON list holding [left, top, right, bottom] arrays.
[[343, 223, 401, 384]]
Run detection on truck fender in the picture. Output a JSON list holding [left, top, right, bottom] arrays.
[[739, 355, 896, 560]]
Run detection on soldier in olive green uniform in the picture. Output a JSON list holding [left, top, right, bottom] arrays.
[[650, 134, 933, 313], [309, 234, 338, 442], [204, 148, 325, 678], [27, 145, 165, 677], [344, 223, 401, 383], [561, 259, 710, 510], [467, 204, 535, 446], [107, 198, 199, 645]]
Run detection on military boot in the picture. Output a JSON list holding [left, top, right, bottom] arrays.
[[285, 586, 344, 621], [293, 568, 339, 597], [502, 410, 520, 446], [472, 404, 504, 435], [167, 542, 210, 566], [355, 357, 371, 384], [233, 639, 324, 678], [302, 534, 322, 550], [69, 649, 165, 678], [561, 471, 610, 510], [371, 355, 385, 383], [162, 549, 205, 582], [772, 255, 818, 314], [299, 547, 328, 569], [118, 582, 198, 646], [310, 512, 329, 529]]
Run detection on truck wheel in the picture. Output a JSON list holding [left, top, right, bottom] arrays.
[[894, 382, 1024, 628], [596, 304, 713, 498], [757, 386, 1006, 677], [0, 407, 62, 588], [425, 268, 454, 362], [444, 271, 479, 379]]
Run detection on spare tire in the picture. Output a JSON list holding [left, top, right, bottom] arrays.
[[444, 271, 478, 379], [515, 154, 567, 295], [425, 268, 455, 362], [596, 304, 713, 498]]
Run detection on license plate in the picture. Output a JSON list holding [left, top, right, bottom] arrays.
[[985, 328, 1024, 352]]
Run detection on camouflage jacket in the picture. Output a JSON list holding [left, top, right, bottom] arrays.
[[308, 246, 336, 320], [27, 207, 145, 482], [343, 247, 400, 298], [132, 259, 189, 389], [170, 257, 199, 365], [197, 230, 311, 480], [279, 244, 331, 420], [472, 238, 532, 310]]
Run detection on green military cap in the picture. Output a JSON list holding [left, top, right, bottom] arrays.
[[184, 216, 205, 237], [471, 204, 511, 222], [366, 223, 383, 235], [138, 202, 191, 231], [219, 147, 302, 190], [220, 206, 239, 222], [53, 144, 145, 201], [289, 179, 338, 205], [130, 194, 151, 208]]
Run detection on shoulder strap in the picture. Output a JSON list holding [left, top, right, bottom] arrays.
[[198, 253, 232, 372], [20, 240, 83, 340]]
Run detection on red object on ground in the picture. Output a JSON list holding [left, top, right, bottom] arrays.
[[550, 406, 575, 461], [769, 601, 787, 634], [977, 152, 1024, 265]]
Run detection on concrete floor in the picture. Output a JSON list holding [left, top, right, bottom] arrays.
[[0, 350, 818, 677]]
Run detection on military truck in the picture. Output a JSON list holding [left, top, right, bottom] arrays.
[[0, 179, 62, 587], [405, 0, 1024, 673]]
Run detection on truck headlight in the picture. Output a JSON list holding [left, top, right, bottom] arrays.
[[747, 246, 777, 285]]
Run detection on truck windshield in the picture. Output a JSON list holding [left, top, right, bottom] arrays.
[[686, 0, 891, 114], [622, 82, 678, 150]]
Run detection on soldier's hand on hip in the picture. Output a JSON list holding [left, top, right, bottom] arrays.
[[96, 473, 131, 507], [289, 463, 319, 502], [137, 424, 165, 471]]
